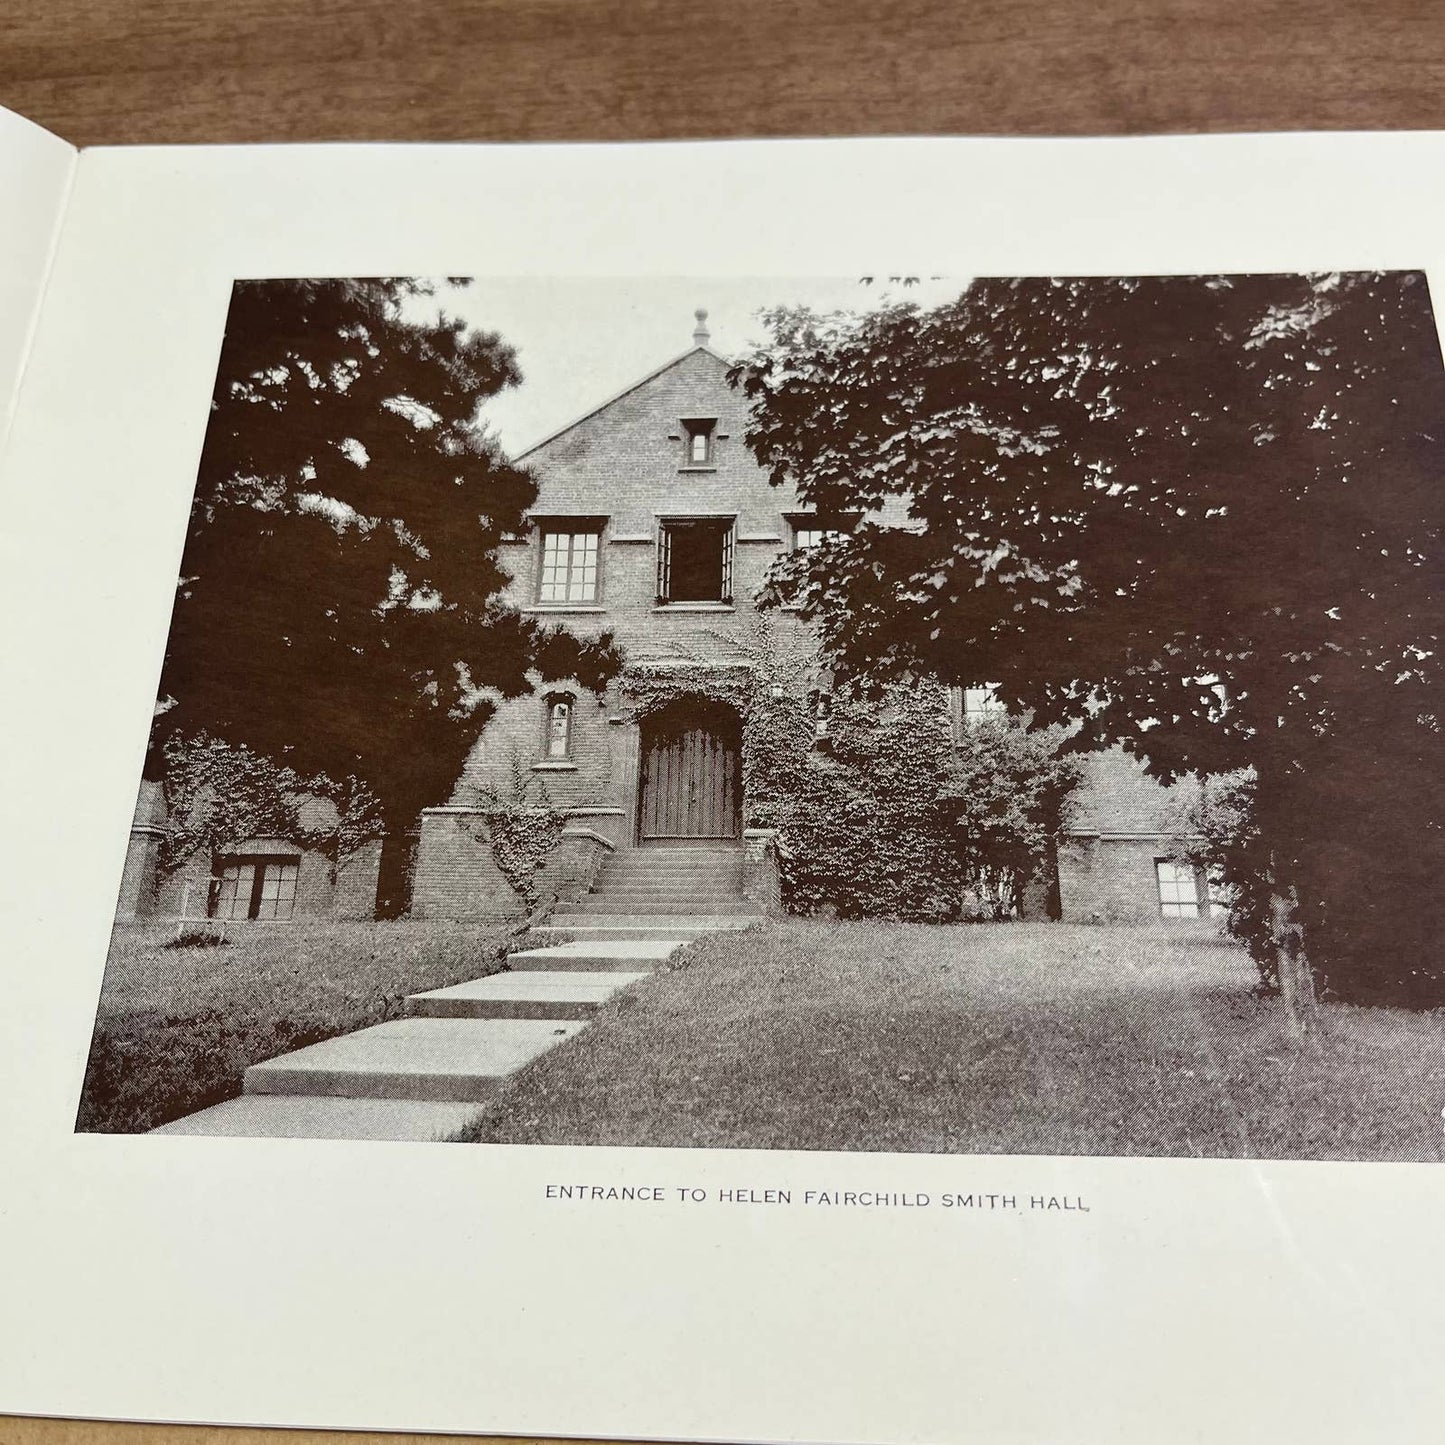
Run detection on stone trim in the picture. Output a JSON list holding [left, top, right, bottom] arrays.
[[559, 826, 616, 850]]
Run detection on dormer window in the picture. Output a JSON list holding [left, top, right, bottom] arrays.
[[681, 418, 717, 467]]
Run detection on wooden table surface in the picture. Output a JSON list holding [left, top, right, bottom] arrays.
[[2, 1, 1442, 1442], [4, 0, 1445, 146]]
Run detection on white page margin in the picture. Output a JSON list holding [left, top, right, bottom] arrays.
[[0, 107, 75, 460], [1, 133, 1444, 1445]]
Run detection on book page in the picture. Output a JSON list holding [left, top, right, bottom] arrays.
[[1, 133, 1443, 1445], [0, 108, 75, 459]]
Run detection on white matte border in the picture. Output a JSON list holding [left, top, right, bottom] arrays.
[[1, 134, 1444, 1444]]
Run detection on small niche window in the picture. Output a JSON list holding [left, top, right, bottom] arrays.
[[1156, 859, 1202, 919], [545, 696, 575, 760], [681, 418, 717, 466], [539, 524, 602, 604], [657, 518, 734, 604], [210, 855, 299, 921]]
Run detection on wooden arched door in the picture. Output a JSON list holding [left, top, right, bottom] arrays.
[[638, 699, 742, 841]]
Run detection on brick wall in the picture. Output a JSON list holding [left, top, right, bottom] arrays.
[[1057, 749, 1207, 922], [1069, 748, 1202, 834], [534, 827, 613, 905], [128, 774, 384, 923], [332, 839, 384, 920], [410, 808, 528, 922], [1057, 836, 1169, 923], [446, 345, 820, 885]]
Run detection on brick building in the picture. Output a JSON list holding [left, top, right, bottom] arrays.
[[119, 310, 1213, 926]]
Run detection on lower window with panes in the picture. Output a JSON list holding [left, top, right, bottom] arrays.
[[211, 854, 300, 921], [1154, 858, 1218, 919]]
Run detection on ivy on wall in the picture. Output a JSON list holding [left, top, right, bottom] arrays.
[[616, 617, 1078, 922], [158, 733, 384, 880], [458, 749, 567, 909]]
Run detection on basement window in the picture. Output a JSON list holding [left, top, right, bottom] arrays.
[[1155, 859, 1202, 919], [657, 518, 734, 604], [210, 855, 299, 921]]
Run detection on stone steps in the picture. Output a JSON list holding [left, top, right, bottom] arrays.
[[242, 1017, 588, 1103], [152, 929, 705, 1141], [573, 895, 758, 913], [593, 871, 743, 886], [408, 970, 649, 1019], [507, 938, 688, 970], [531, 915, 758, 937], [556, 896, 760, 916], [151, 1095, 490, 1143]]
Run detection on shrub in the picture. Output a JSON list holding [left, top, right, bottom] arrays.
[[164, 927, 230, 951]]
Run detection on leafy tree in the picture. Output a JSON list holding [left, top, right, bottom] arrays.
[[150, 278, 616, 881], [942, 717, 1080, 921], [737, 273, 1444, 1009]]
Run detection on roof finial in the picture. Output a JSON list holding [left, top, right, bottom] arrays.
[[692, 307, 711, 347]]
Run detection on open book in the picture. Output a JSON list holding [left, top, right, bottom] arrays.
[[2, 104, 1444, 1444]]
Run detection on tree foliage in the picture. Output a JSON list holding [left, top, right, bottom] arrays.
[[737, 273, 1444, 1003], [942, 717, 1080, 920], [150, 278, 617, 834]]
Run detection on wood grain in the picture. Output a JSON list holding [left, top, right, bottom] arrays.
[[2, 0, 1445, 146], [2, 1, 1442, 1441]]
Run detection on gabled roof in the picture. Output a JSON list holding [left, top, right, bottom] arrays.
[[514, 343, 731, 462]]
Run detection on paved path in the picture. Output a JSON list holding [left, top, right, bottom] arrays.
[[153, 846, 760, 1142]]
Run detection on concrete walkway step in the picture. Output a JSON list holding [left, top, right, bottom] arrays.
[[508, 938, 690, 970], [243, 1017, 587, 1103], [151, 1095, 486, 1142], [535, 914, 759, 935], [557, 897, 759, 916], [408, 970, 648, 1019]]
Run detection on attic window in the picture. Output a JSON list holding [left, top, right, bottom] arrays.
[[681, 418, 716, 466]]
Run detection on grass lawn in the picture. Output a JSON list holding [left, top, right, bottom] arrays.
[[78, 918, 514, 1133], [459, 920, 1445, 1161]]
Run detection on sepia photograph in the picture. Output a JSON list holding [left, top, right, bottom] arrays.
[[77, 270, 1445, 1160]]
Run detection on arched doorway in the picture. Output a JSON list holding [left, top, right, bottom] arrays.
[[637, 697, 742, 841]]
